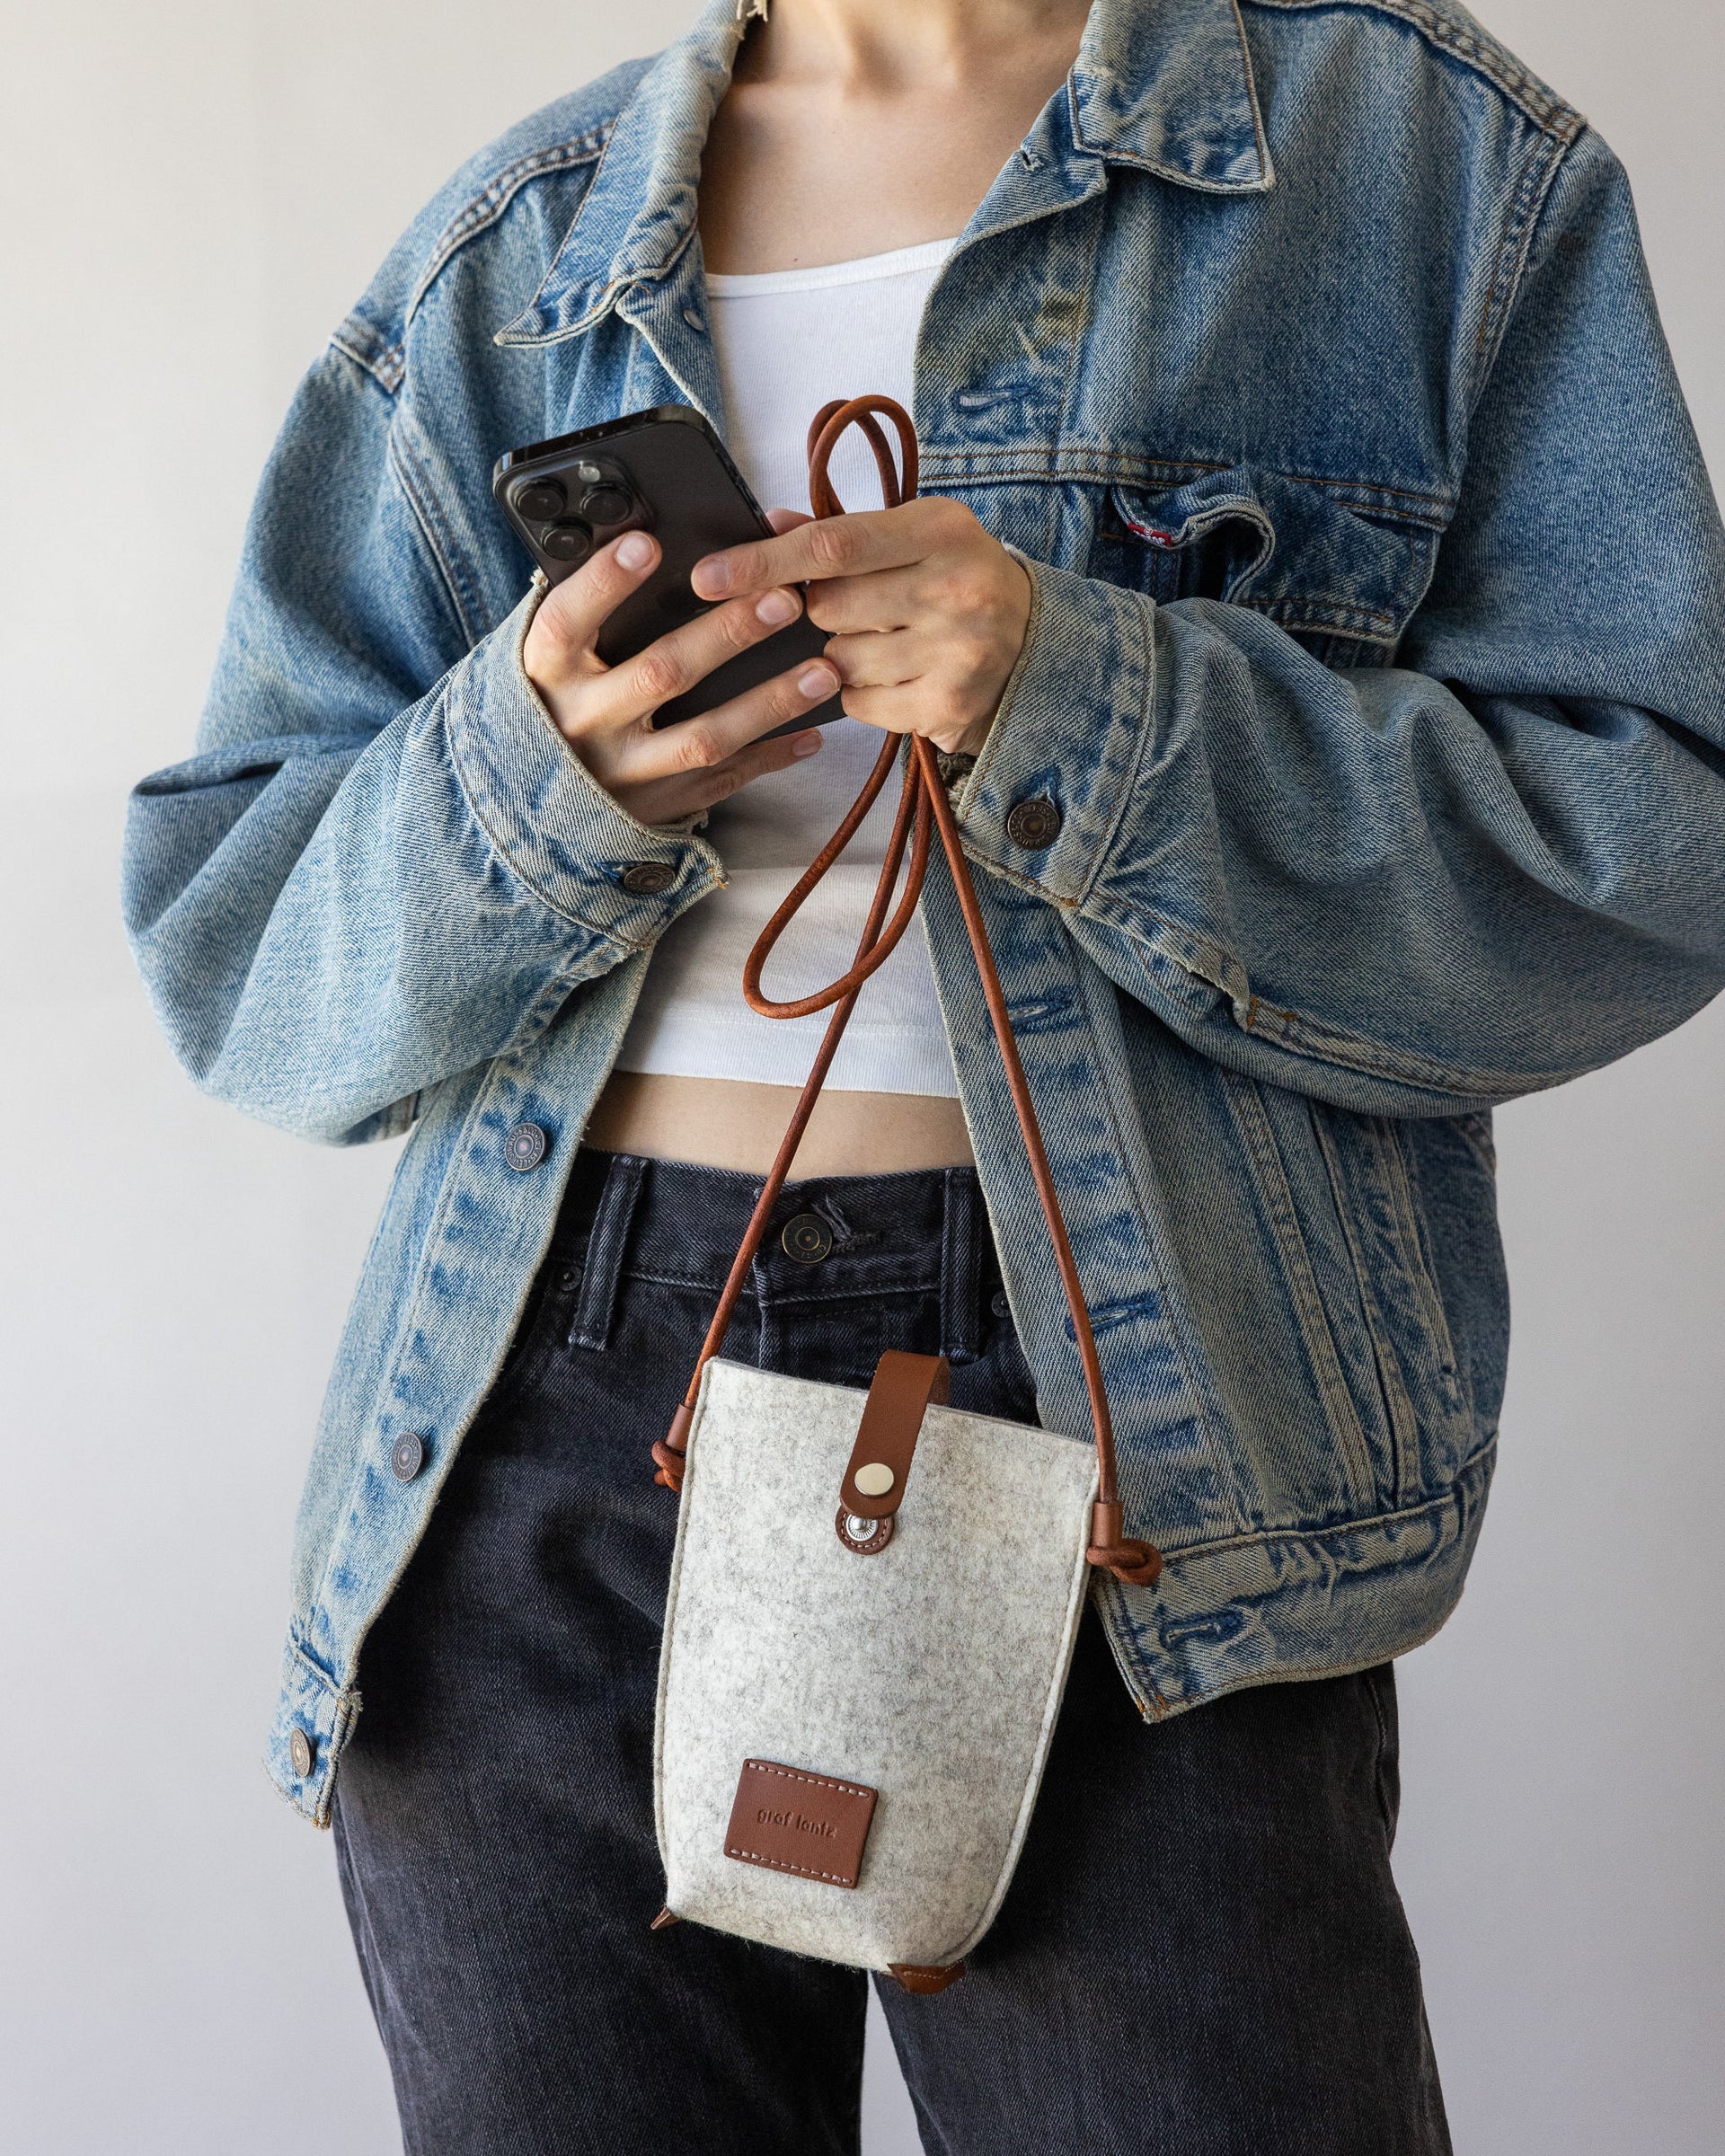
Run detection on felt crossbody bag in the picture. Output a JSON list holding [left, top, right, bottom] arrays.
[[648, 397, 1161, 1993]]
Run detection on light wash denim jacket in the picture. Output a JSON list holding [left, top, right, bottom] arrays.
[[125, 0, 1725, 1823]]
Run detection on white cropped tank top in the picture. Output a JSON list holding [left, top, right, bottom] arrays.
[[613, 237, 960, 1097]]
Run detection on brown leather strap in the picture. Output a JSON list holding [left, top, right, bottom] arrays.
[[654, 395, 1162, 1593], [838, 1350, 950, 1522]]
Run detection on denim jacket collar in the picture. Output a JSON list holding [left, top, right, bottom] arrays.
[[1071, 0, 1273, 191], [497, 0, 1272, 349]]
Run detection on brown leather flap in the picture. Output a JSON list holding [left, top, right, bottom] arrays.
[[837, 1349, 949, 1523]]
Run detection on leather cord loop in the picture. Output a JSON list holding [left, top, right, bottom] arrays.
[[656, 395, 1163, 1591]]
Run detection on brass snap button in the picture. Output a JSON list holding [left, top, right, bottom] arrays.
[[781, 1213, 834, 1264], [854, 1462, 895, 1498], [1004, 795, 1062, 849]]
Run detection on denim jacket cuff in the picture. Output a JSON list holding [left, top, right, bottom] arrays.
[[954, 560, 1154, 906], [447, 582, 721, 948]]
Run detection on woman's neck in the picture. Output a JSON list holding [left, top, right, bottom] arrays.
[[739, 0, 1091, 93], [699, 0, 1092, 274]]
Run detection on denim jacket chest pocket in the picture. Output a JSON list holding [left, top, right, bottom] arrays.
[[1088, 466, 1443, 671]]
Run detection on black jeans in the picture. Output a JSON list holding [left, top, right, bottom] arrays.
[[335, 1153, 1449, 2155]]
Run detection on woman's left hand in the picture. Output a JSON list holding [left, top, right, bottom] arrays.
[[690, 499, 1032, 756]]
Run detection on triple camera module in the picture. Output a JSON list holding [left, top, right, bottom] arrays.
[[507, 460, 641, 567]]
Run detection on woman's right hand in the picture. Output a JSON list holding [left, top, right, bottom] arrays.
[[521, 524, 836, 827]]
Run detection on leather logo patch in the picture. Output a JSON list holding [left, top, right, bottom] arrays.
[[724, 1759, 878, 1889]]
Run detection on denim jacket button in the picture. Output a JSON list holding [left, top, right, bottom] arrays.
[[288, 1728, 315, 1778], [621, 861, 677, 895], [1005, 796, 1062, 849], [391, 1432, 426, 1483], [505, 1122, 548, 1171]]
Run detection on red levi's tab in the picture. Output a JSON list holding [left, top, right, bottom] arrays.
[[724, 1760, 878, 1889]]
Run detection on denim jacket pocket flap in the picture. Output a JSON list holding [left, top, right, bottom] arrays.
[[1095, 466, 1442, 667]]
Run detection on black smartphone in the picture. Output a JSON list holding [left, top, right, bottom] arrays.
[[492, 404, 843, 735]]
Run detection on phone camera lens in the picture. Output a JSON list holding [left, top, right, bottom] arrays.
[[580, 482, 632, 526], [511, 478, 567, 522], [541, 518, 594, 564]]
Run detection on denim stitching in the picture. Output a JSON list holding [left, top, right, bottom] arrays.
[[385, 425, 478, 652], [1038, 204, 1108, 563], [1470, 126, 1574, 408], [330, 321, 405, 394], [1139, 1430, 1494, 1565], [391, 413, 487, 648], [1244, 0, 1584, 141], [493, 119, 668, 345], [1106, 1448, 1499, 1722], [920, 452, 1460, 526], [1310, 1106, 1419, 1507], [1376, 1122, 1464, 1411], [1225, 0, 1278, 183], [1220, 1072, 1379, 1513], [408, 132, 610, 326], [304, 1057, 538, 1662]]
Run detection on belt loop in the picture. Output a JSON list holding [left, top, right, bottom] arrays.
[[939, 1169, 983, 1365], [569, 1153, 648, 1350]]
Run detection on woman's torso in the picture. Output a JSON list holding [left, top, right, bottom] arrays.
[[588, 12, 1090, 1173]]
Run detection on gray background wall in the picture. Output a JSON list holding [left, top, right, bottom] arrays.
[[2, 3, 1720, 2149]]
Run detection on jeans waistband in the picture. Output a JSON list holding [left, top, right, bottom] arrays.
[[547, 1150, 997, 1364]]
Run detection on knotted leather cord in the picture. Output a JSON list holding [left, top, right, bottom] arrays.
[[653, 394, 1161, 1589]]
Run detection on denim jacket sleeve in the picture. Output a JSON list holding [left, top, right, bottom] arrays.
[[121, 349, 713, 1144], [960, 128, 1725, 1118]]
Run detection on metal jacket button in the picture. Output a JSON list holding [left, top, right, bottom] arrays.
[[391, 1432, 426, 1482], [288, 1728, 315, 1778], [505, 1122, 548, 1171], [1005, 796, 1062, 849], [781, 1213, 835, 1264], [621, 861, 677, 895]]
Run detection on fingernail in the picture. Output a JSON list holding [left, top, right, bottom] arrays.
[[792, 730, 823, 756], [694, 556, 730, 596], [616, 532, 653, 570], [799, 664, 836, 700], [755, 588, 799, 627]]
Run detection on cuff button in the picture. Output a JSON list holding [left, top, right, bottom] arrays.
[[621, 861, 677, 895], [288, 1728, 315, 1779], [1004, 796, 1062, 849]]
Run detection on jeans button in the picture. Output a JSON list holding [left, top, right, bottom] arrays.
[[1004, 795, 1061, 849], [505, 1122, 548, 1171], [991, 1289, 1012, 1321], [390, 1432, 426, 1483], [289, 1728, 315, 1778], [621, 861, 677, 895], [781, 1213, 835, 1264]]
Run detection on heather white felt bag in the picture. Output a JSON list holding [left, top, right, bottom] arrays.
[[646, 399, 1161, 1992]]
